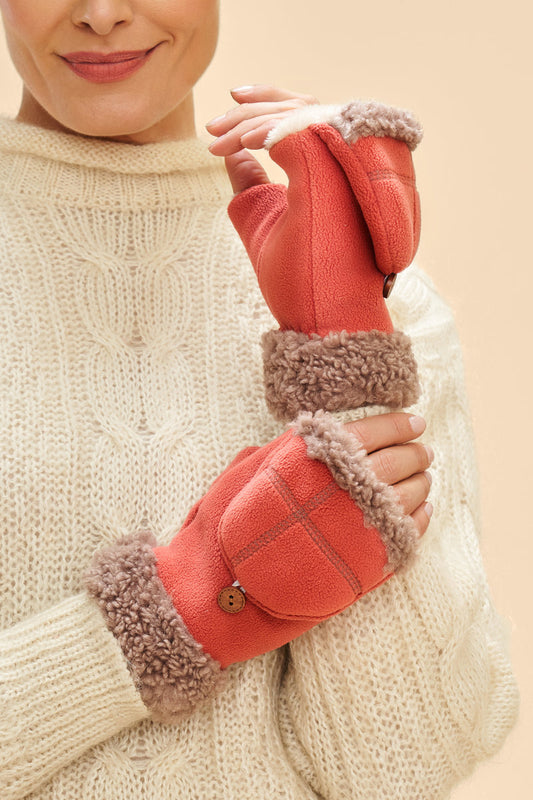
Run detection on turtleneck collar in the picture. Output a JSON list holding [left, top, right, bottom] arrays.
[[0, 114, 231, 209], [0, 114, 220, 175]]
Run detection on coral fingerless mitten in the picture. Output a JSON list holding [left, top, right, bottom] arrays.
[[228, 99, 423, 420], [85, 412, 419, 722]]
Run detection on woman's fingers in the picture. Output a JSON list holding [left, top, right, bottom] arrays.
[[206, 99, 310, 135], [344, 412, 426, 454], [367, 441, 434, 486], [240, 121, 282, 150], [206, 85, 319, 155], [208, 111, 289, 156], [230, 84, 319, 105], [343, 412, 434, 536], [391, 471, 432, 516], [411, 501, 434, 538]]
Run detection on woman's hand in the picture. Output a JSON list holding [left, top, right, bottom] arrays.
[[206, 84, 318, 155], [206, 84, 318, 193], [345, 412, 434, 538]]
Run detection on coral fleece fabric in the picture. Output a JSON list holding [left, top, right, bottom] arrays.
[[228, 124, 421, 337], [154, 429, 389, 669]]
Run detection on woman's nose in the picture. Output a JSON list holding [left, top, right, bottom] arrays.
[[71, 0, 134, 37]]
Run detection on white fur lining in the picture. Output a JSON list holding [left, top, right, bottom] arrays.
[[264, 104, 343, 150]]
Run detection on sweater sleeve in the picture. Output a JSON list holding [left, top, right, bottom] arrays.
[[275, 267, 519, 799], [0, 592, 150, 800]]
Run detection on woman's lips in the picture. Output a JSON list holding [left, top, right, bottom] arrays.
[[60, 46, 159, 83]]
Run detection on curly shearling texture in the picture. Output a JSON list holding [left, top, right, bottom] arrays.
[[331, 99, 423, 151], [294, 411, 420, 573], [263, 328, 421, 421], [84, 532, 225, 723]]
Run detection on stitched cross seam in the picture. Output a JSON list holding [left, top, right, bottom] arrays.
[[232, 466, 363, 596]]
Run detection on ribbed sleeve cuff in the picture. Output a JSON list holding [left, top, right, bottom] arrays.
[[263, 328, 421, 421], [0, 594, 149, 799]]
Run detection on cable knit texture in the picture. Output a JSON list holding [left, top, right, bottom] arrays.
[[0, 115, 518, 800]]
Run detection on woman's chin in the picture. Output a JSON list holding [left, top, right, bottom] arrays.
[[52, 103, 162, 141], [18, 86, 195, 143]]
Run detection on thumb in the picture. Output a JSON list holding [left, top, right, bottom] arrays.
[[227, 162, 287, 275], [224, 150, 271, 195]]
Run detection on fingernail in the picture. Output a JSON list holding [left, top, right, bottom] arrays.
[[205, 114, 226, 128], [409, 415, 426, 435], [425, 445, 435, 464], [231, 85, 254, 93], [425, 502, 434, 519], [426, 470, 432, 486]]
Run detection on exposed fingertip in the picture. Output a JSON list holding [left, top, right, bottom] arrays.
[[230, 85, 254, 95], [409, 415, 426, 435], [411, 502, 432, 539], [205, 114, 226, 129]]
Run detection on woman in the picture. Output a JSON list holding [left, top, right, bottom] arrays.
[[0, 2, 518, 799]]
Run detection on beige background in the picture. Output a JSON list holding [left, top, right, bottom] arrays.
[[0, 1, 531, 797]]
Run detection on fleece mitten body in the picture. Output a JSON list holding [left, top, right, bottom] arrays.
[[85, 411, 419, 722], [228, 99, 423, 420]]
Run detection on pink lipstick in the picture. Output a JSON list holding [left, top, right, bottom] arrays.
[[61, 46, 159, 83]]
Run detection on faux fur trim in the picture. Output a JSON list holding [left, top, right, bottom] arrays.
[[263, 328, 421, 422], [84, 532, 225, 723], [331, 100, 423, 151], [265, 99, 423, 151], [293, 411, 420, 573]]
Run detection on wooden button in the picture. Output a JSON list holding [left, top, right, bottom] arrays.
[[383, 273, 397, 298], [218, 586, 246, 614]]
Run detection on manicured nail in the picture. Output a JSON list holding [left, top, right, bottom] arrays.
[[425, 502, 434, 519], [231, 85, 254, 93], [205, 114, 226, 128], [409, 415, 426, 435], [425, 445, 435, 464]]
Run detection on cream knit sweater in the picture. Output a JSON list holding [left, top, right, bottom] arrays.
[[0, 115, 518, 800]]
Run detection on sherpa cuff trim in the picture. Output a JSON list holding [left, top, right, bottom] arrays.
[[293, 410, 420, 573], [264, 99, 423, 151], [263, 328, 421, 422], [84, 532, 224, 723]]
